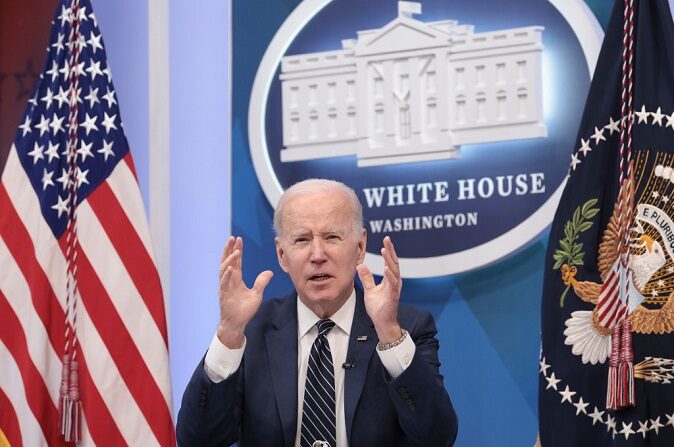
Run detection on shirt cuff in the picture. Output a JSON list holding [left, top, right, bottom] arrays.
[[376, 332, 415, 379], [203, 333, 246, 383]]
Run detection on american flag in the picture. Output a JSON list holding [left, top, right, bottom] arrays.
[[0, 0, 175, 445]]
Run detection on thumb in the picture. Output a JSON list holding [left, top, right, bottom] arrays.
[[252, 270, 274, 295], [356, 263, 376, 290]]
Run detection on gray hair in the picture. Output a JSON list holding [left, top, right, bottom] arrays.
[[273, 179, 363, 238]]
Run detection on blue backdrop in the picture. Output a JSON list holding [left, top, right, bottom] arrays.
[[93, 0, 613, 445], [231, 1, 611, 446]]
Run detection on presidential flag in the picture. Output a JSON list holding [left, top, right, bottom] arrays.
[[0, 0, 175, 445], [539, 0, 674, 445]]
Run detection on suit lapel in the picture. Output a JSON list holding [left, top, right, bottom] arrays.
[[265, 294, 299, 447], [344, 287, 377, 442]]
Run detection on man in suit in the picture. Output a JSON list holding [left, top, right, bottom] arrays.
[[177, 179, 458, 446]]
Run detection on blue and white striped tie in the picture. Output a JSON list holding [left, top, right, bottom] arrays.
[[300, 319, 336, 447]]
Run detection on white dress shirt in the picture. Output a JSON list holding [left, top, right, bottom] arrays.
[[204, 290, 415, 447]]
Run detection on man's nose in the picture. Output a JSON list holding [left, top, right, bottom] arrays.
[[309, 239, 327, 263]]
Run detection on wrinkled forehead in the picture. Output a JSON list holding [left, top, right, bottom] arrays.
[[281, 191, 355, 233]]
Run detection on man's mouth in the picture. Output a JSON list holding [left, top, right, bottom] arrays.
[[309, 274, 331, 282]]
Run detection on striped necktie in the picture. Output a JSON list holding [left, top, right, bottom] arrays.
[[300, 319, 337, 447]]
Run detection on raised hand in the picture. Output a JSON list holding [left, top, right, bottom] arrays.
[[216, 236, 273, 348], [357, 236, 403, 344]]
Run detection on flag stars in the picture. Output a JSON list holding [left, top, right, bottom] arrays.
[[102, 66, 112, 82], [102, 87, 117, 108], [619, 422, 635, 440], [49, 114, 65, 136], [570, 153, 581, 171], [18, 116, 32, 137], [650, 417, 664, 435], [658, 279, 665, 288], [41, 88, 55, 109], [572, 396, 588, 415], [662, 196, 670, 204], [46, 61, 59, 82], [578, 138, 591, 156], [539, 357, 550, 375], [605, 116, 621, 134], [636, 105, 650, 124], [666, 412, 674, 427], [102, 112, 117, 133], [45, 141, 60, 162], [84, 87, 100, 108], [86, 59, 103, 81], [54, 86, 69, 108], [35, 114, 51, 137], [80, 113, 98, 135], [546, 372, 560, 390], [88, 32, 103, 54], [591, 127, 606, 145], [59, 5, 72, 26], [637, 421, 649, 438], [606, 415, 617, 434], [97, 139, 115, 161], [559, 385, 576, 403], [27, 142, 45, 164], [588, 407, 604, 425], [52, 32, 65, 54], [653, 191, 660, 199], [666, 112, 674, 130], [51, 194, 70, 218], [651, 107, 665, 126], [56, 169, 70, 189], [76, 168, 90, 187], [41, 168, 55, 190], [77, 140, 94, 162]]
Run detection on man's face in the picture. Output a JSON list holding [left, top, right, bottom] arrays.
[[275, 190, 366, 314]]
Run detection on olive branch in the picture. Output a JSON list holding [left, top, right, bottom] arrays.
[[552, 198, 599, 306]]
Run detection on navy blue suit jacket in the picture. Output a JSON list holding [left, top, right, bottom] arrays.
[[177, 287, 458, 446]]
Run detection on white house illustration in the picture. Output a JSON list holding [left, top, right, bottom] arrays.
[[279, 1, 546, 167]]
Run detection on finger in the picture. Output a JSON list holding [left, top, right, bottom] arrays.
[[384, 236, 399, 264], [357, 263, 377, 290], [252, 270, 274, 295], [220, 236, 236, 265], [383, 265, 401, 294], [220, 249, 241, 277], [381, 245, 400, 279], [219, 265, 234, 293], [234, 237, 244, 270]]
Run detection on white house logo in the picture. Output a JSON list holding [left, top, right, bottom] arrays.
[[248, 0, 604, 277], [279, 2, 546, 167]]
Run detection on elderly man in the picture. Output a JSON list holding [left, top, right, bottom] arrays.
[[177, 179, 457, 447]]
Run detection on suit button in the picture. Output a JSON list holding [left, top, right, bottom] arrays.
[[400, 392, 410, 399], [398, 387, 406, 393], [409, 405, 416, 412], [405, 398, 413, 405]]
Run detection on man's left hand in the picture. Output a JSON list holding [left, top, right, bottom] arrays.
[[357, 236, 403, 344]]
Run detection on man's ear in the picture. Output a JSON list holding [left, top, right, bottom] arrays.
[[357, 228, 367, 264], [275, 237, 289, 272]]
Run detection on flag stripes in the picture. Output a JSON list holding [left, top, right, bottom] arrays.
[[1, 131, 173, 447], [0, 388, 22, 447]]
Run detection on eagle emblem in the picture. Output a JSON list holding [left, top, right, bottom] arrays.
[[555, 151, 674, 367]]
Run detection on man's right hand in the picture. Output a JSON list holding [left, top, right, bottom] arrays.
[[216, 236, 273, 349]]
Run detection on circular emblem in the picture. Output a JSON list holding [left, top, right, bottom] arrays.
[[249, 0, 603, 277]]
